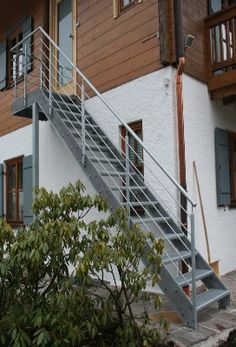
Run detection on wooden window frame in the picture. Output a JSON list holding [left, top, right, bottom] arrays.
[[121, 120, 144, 176], [208, 0, 236, 14], [113, 0, 143, 19], [7, 27, 24, 88], [5, 156, 23, 226]]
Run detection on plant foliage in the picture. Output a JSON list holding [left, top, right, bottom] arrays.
[[0, 181, 165, 346]]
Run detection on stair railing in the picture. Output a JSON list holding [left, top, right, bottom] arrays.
[[11, 26, 198, 326]]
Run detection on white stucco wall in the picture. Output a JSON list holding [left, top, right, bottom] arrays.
[[1, 65, 236, 277], [183, 74, 236, 275], [0, 121, 107, 225], [86, 67, 236, 275]]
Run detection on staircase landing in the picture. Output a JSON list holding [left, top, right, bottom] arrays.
[[152, 270, 236, 346]]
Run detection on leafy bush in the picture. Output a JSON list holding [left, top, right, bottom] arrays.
[[0, 181, 165, 346]]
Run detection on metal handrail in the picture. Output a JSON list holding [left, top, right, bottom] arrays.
[[33, 45, 192, 278], [11, 25, 196, 208], [11, 27, 198, 307]]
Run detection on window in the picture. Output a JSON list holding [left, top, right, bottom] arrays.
[[0, 155, 33, 225], [229, 132, 236, 203], [121, 120, 143, 176], [208, 0, 236, 14], [120, 0, 136, 12], [8, 28, 24, 87], [113, 0, 142, 18], [6, 157, 23, 225], [121, 121, 144, 214], [0, 16, 32, 91], [215, 127, 236, 206]]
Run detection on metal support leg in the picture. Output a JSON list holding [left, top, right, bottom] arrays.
[[32, 103, 39, 221], [191, 211, 197, 329], [24, 43, 27, 107], [81, 79, 86, 166], [125, 135, 131, 226], [49, 42, 52, 115]]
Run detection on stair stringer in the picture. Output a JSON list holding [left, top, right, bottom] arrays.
[[36, 90, 122, 212]]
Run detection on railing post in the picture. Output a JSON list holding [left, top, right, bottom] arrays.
[[125, 135, 131, 226], [49, 41, 52, 115], [40, 55, 43, 90], [191, 208, 197, 329], [23, 43, 27, 107], [13, 54, 17, 100], [81, 78, 86, 166], [32, 102, 39, 221]]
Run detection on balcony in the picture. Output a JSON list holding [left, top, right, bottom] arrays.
[[206, 4, 236, 101]]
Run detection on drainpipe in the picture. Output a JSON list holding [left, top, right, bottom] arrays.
[[174, 0, 188, 277]]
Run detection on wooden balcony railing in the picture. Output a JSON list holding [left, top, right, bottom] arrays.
[[206, 5, 236, 73], [205, 5, 236, 98]]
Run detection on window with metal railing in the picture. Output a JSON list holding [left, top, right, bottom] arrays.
[[8, 28, 24, 87]]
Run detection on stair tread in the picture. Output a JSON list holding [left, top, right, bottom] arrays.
[[71, 131, 106, 140], [100, 171, 135, 177], [134, 216, 171, 223], [122, 201, 159, 207], [90, 157, 125, 164], [54, 100, 81, 107], [175, 268, 213, 286], [165, 232, 185, 240], [64, 119, 99, 128], [55, 107, 82, 115], [162, 250, 191, 264], [196, 289, 230, 312], [111, 185, 147, 191]]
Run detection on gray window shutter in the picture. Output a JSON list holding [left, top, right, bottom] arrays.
[[23, 155, 33, 225], [22, 16, 33, 72], [215, 127, 231, 206], [0, 39, 7, 91], [0, 164, 4, 218]]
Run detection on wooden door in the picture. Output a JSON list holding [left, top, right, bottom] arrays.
[[50, 0, 76, 95]]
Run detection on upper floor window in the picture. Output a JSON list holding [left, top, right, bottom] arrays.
[[0, 16, 32, 91], [8, 28, 24, 87], [120, 0, 136, 12], [113, 0, 142, 18], [208, 0, 236, 14]]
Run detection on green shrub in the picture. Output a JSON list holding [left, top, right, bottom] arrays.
[[0, 181, 165, 346]]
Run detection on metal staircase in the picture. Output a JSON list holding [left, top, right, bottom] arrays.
[[11, 27, 230, 328]]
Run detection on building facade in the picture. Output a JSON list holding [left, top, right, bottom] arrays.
[[0, 0, 235, 327]]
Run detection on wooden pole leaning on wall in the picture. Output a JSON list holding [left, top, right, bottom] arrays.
[[193, 161, 220, 276]]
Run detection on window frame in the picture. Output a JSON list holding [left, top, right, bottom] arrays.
[[121, 120, 144, 176], [119, 0, 136, 13], [7, 26, 24, 88], [113, 0, 143, 19], [228, 131, 236, 205], [5, 156, 24, 226]]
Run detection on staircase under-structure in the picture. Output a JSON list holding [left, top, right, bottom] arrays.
[[11, 26, 230, 328]]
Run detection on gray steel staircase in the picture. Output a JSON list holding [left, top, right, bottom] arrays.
[[11, 26, 230, 328]]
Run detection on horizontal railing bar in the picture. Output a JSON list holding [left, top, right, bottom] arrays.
[[11, 26, 196, 207]]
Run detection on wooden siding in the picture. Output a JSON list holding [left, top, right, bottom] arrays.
[[76, 0, 161, 93], [0, 0, 44, 137], [182, 0, 208, 82]]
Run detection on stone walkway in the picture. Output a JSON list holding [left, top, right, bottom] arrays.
[[146, 270, 236, 346]]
